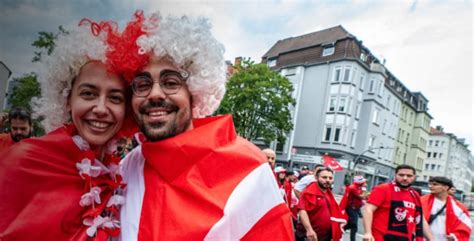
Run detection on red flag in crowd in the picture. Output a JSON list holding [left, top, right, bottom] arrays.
[[322, 153, 343, 171]]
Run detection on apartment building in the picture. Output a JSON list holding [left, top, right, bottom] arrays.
[[424, 126, 473, 194], [261, 25, 432, 190]]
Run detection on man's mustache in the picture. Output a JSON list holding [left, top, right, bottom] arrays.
[[139, 100, 179, 114]]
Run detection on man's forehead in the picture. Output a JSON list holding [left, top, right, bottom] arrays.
[[397, 169, 414, 175], [10, 118, 30, 126]]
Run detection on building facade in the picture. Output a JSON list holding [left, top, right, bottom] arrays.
[[423, 126, 472, 194], [0, 61, 12, 111], [261, 26, 432, 191]]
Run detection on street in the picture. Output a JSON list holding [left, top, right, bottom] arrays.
[[341, 212, 474, 241], [341, 217, 363, 241]]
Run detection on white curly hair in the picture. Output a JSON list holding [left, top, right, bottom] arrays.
[[32, 24, 108, 133], [137, 13, 227, 118]]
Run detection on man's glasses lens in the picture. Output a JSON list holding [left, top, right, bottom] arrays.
[[132, 71, 187, 97]]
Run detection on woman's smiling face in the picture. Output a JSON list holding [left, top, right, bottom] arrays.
[[67, 61, 126, 149]]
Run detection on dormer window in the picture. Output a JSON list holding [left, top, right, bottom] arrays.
[[322, 43, 335, 57], [267, 58, 277, 67]]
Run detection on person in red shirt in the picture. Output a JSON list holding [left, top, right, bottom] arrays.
[[339, 175, 367, 241], [297, 167, 345, 241], [0, 107, 32, 153], [362, 164, 433, 241]]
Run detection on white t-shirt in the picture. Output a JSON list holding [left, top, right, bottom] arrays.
[[429, 198, 447, 241], [294, 174, 315, 192]]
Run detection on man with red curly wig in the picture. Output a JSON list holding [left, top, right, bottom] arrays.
[[119, 11, 294, 241]]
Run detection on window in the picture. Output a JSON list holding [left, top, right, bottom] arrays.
[[360, 53, 367, 61], [372, 108, 380, 124], [343, 66, 352, 82], [378, 80, 384, 96], [333, 67, 342, 82], [324, 126, 332, 141], [355, 102, 361, 118], [439, 153, 443, 159], [328, 97, 337, 112], [435, 140, 439, 146], [267, 58, 277, 67], [433, 152, 437, 158], [338, 97, 346, 112], [369, 79, 375, 92], [427, 152, 431, 158], [285, 67, 296, 76], [368, 136, 376, 149], [334, 127, 342, 142], [382, 119, 387, 134], [386, 95, 391, 109], [425, 163, 429, 170], [322, 46, 335, 56], [431, 164, 435, 170], [405, 133, 410, 146], [359, 74, 365, 90], [350, 131, 357, 147], [441, 141, 445, 147], [429, 140, 433, 146], [276, 138, 285, 152], [437, 165, 441, 171]]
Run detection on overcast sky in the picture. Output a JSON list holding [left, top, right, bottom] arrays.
[[1, 0, 472, 146]]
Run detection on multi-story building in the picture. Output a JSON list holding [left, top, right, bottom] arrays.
[[392, 90, 432, 172], [0, 61, 12, 111], [261, 25, 432, 191], [422, 126, 472, 194]]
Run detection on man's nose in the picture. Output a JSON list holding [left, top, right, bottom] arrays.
[[148, 82, 166, 100]]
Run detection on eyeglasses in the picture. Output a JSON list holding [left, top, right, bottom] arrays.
[[131, 70, 189, 97]]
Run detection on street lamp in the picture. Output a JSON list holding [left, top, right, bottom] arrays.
[[346, 146, 392, 180]]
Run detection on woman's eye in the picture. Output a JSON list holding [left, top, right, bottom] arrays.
[[109, 94, 125, 104], [80, 90, 96, 99]]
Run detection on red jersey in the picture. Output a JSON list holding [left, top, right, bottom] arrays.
[[346, 184, 364, 209], [297, 182, 345, 241], [367, 183, 423, 241]]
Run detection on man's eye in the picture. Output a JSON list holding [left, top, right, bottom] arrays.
[[161, 76, 181, 89], [135, 81, 152, 91]]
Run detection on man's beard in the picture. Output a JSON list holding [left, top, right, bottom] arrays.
[[137, 100, 192, 142], [11, 132, 31, 142], [318, 180, 331, 190], [395, 180, 412, 189]]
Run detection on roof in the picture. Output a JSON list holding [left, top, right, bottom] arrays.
[[262, 25, 353, 59]]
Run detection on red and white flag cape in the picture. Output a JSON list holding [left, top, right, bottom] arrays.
[[421, 194, 472, 241], [120, 115, 294, 241]]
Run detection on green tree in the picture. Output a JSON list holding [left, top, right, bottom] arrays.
[[8, 73, 40, 109], [217, 58, 296, 144], [7, 26, 66, 136], [31, 26, 67, 62]]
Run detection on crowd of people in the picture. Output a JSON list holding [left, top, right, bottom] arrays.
[[263, 148, 472, 241], [0, 10, 471, 241]]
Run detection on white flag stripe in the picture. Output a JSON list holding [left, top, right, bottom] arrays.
[[204, 163, 285, 241], [450, 198, 472, 229]]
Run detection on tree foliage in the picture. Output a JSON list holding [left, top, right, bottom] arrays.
[[217, 58, 296, 144], [31, 26, 67, 62], [8, 73, 40, 109]]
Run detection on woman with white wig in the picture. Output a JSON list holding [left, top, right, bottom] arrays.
[[0, 13, 144, 241]]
